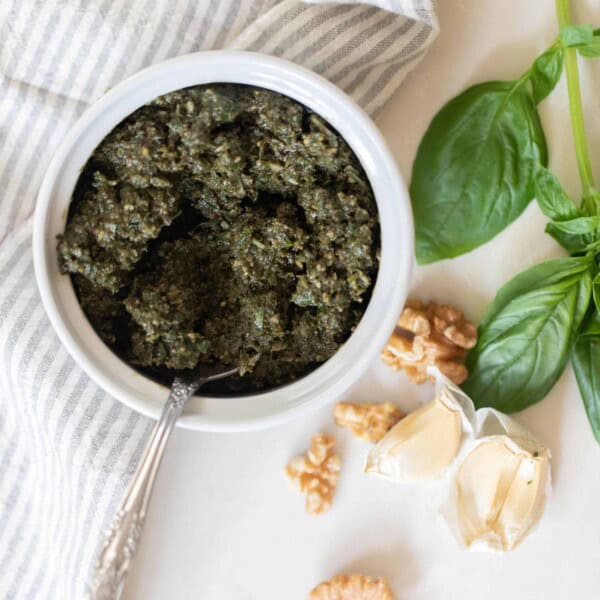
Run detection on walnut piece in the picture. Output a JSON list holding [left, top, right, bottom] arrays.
[[333, 402, 404, 442], [285, 433, 340, 515], [309, 574, 393, 600], [382, 299, 477, 385]]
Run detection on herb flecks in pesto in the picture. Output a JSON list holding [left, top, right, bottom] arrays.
[[58, 84, 379, 393]]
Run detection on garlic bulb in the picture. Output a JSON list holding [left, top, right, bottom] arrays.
[[364, 384, 475, 482], [446, 409, 551, 551]]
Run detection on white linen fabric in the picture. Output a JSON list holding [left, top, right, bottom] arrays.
[[0, 1, 437, 598]]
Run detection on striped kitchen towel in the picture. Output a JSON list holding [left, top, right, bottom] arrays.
[[0, 1, 437, 598]]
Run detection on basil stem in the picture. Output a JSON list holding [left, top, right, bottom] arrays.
[[557, 0, 597, 203]]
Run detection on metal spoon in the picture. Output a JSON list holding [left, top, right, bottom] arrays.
[[87, 364, 238, 600]]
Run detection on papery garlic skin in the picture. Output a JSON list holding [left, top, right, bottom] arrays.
[[364, 389, 472, 482], [454, 435, 550, 551]]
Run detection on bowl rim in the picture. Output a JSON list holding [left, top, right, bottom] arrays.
[[33, 50, 414, 431]]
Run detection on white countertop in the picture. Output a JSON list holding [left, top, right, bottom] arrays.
[[123, 1, 600, 598]]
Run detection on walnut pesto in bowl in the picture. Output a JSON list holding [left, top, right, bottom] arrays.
[[57, 84, 380, 394], [35, 51, 412, 430]]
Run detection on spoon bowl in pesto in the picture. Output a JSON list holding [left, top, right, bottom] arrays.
[[33, 50, 413, 431]]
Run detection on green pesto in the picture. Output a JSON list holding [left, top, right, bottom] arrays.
[[57, 84, 379, 393]]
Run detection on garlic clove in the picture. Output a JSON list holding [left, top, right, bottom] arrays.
[[453, 435, 550, 551], [499, 449, 549, 549], [364, 389, 470, 482]]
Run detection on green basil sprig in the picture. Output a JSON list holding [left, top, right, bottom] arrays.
[[463, 256, 593, 413], [409, 0, 600, 442]]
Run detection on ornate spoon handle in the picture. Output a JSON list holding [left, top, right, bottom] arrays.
[[87, 378, 199, 600]]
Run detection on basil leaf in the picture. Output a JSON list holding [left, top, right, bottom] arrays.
[[581, 190, 600, 216], [534, 166, 579, 220], [572, 311, 600, 443], [545, 216, 600, 253], [463, 256, 593, 413], [593, 272, 600, 312], [411, 81, 547, 264], [562, 26, 600, 57], [560, 24, 594, 47], [581, 308, 600, 336], [530, 45, 564, 104], [578, 38, 600, 58]]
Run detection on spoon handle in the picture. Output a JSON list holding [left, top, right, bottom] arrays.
[[87, 379, 199, 600]]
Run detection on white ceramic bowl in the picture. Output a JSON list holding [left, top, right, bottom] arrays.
[[33, 50, 413, 431]]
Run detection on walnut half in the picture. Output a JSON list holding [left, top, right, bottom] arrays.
[[309, 574, 393, 600], [285, 433, 340, 515], [334, 402, 404, 442], [382, 299, 477, 385]]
